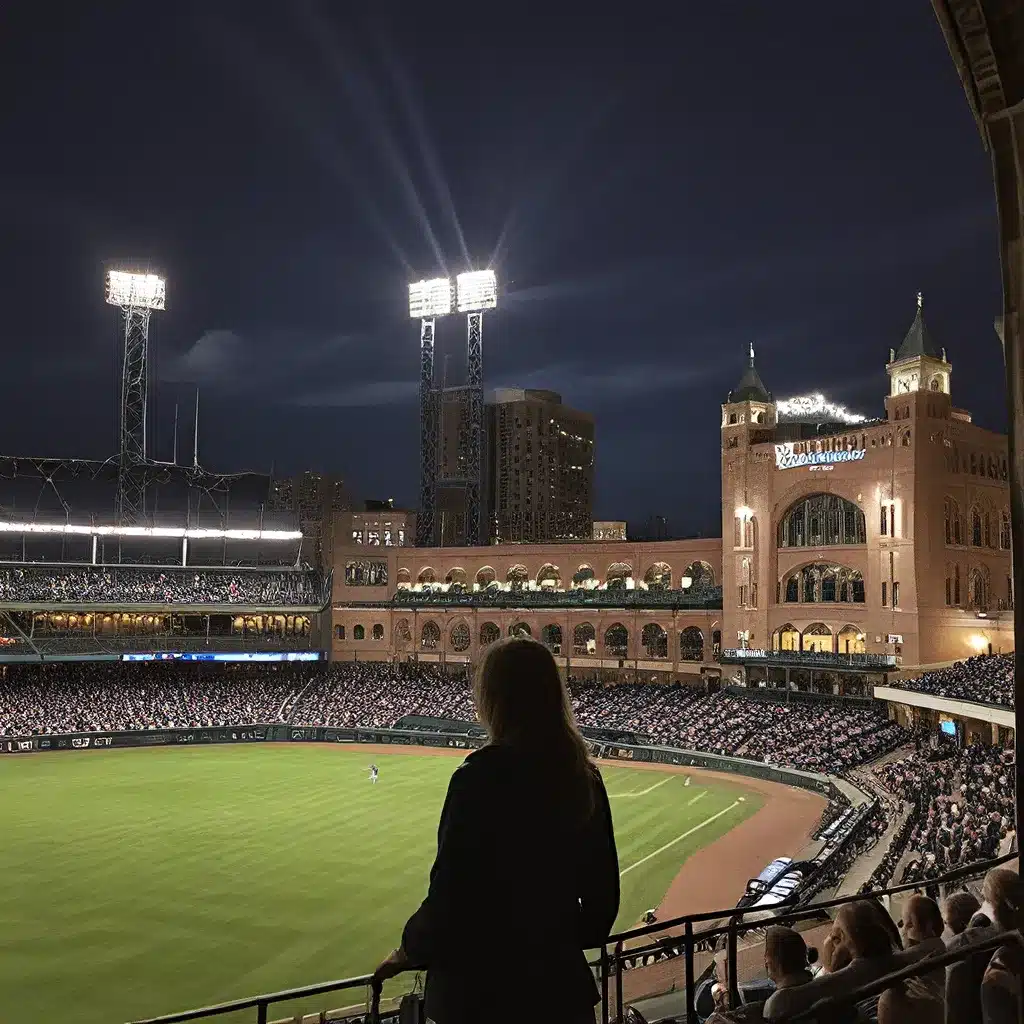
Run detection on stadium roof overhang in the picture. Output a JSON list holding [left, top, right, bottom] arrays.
[[874, 685, 1014, 729]]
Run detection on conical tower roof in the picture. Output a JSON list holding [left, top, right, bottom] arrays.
[[894, 292, 942, 361], [728, 344, 772, 403]]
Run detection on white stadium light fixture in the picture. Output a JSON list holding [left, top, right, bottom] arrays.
[[408, 278, 453, 319], [775, 393, 867, 425], [456, 270, 497, 312], [105, 270, 167, 310], [0, 521, 301, 542]]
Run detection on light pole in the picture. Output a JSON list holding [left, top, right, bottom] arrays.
[[105, 269, 166, 525], [409, 278, 453, 547]]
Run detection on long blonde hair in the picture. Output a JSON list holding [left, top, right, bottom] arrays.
[[474, 637, 596, 820]]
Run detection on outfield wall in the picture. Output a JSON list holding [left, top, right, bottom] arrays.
[[0, 724, 851, 803]]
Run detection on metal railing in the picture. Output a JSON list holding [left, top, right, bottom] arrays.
[[593, 850, 1017, 1023], [130, 975, 382, 1024], [722, 649, 899, 669]]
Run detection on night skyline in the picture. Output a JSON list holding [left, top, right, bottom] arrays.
[[0, 3, 1006, 536]]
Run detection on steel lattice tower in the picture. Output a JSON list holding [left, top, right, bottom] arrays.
[[106, 270, 166, 525], [409, 272, 494, 548], [464, 310, 484, 545], [416, 317, 438, 547]]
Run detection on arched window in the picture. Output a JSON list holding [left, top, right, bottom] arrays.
[[1001, 511, 1011, 550], [509, 621, 531, 637], [334, 624, 345, 640], [573, 622, 596, 655], [476, 566, 496, 588], [450, 622, 471, 652], [417, 568, 436, 585], [971, 453, 978, 474], [372, 624, 384, 641], [445, 568, 467, 588], [712, 629, 721, 659], [802, 623, 833, 654], [837, 626, 865, 655], [682, 560, 716, 588], [573, 564, 595, 587], [604, 623, 629, 657], [944, 498, 961, 545], [969, 567, 990, 611], [479, 622, 500, 646], [679, 626, 704, 661], [537, 564, 562, 588], [541, 624, 562, 653], [396, 568, 411, 585], [773, 624, 799, 651], [901, 430, 911, 447], [506, 565, 529, 590], [643, 563, 672, 589], [788, 564, 864, 603], [954, 564, 961, 606], [420, 621, 440, 650], [606, 563, 632, 590], [353, 624, 365, 641], [394, 619, 412, 645], [945, 566, 952, 606], [777, 494, 866, 548], [641, 624, 668, 658], [971, 508, 983, 547]]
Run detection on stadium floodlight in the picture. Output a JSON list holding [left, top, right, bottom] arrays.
[[775, 393, 867, 425], [409, 278, 453, 319], [456, 269, 497, 312], [105, 270, 167, 310], [0, 521, 302, 541]]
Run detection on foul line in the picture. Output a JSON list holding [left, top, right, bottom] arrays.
[[608, 776, 675, 799], [620, 797, 743, 878]]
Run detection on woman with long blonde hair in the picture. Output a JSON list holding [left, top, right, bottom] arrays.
[[374, 638, 620, 1023]]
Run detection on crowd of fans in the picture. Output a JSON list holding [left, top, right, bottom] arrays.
[[892, 652, 1014, 708], [0, 566, 324, 606], [291, 663, 475, 729], [0, 662, 319, 735], [871, 741, 1015, 888], [568, 680, 907, 773], [1, 663, 907, 778], [709, 870, 1024, 1024]]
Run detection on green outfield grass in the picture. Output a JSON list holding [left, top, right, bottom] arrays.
[[0, 745, 761, 1023]]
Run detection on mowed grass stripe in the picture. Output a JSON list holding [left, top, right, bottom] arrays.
[[0, 747, 760, 1024]]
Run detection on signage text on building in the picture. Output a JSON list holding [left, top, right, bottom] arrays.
[[775, 443, 866, 471]]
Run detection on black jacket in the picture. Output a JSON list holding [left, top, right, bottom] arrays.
[[401, 745, 620, 1023]]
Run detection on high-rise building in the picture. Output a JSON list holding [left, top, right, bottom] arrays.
[[271, 471, 349, 567], [487, 388, 594, 543]]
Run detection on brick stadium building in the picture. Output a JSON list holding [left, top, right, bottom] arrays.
[[332, 299, 1013, 684]]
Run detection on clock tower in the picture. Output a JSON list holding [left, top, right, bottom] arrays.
[[886, 292, 951, 397]]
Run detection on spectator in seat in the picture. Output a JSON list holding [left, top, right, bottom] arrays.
[[941, 892, 981, 940], [878, 895, 945, 1024], [979, 871, 1024, 1024], [373, 638, 620, 1024], [945, 867, 1023, 1024], [707, 926, 815, 1023]]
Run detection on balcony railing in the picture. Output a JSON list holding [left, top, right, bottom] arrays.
[[370, 586, 724, 611], [721, 649, 899, 669]]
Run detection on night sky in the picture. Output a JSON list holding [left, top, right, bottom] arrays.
[[0, 3, 1005, 536]]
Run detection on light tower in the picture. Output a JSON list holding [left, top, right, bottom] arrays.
[[105, 269, 166, 525], [409, 277, 453, 547], [456, 270, 497, 547]]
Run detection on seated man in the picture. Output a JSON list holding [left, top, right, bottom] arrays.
[[707, 926, 815, 1024]]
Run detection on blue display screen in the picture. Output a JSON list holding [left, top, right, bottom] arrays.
[[940, 720, 957, 737]]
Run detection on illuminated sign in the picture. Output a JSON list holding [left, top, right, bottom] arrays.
[[122, 651, 322, 662], [775, 443, 866, 470]]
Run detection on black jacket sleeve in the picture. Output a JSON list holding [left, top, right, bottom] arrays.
[[401, 762, 481, 967], [577, 769, 620, 948]]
